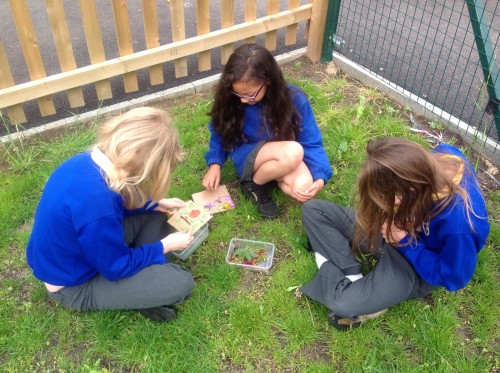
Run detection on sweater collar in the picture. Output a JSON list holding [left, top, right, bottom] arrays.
[[90, 146, 115, 177]]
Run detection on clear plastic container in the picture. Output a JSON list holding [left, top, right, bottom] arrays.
[[225, 238, 275, 273], [172, 223, 209, 260]]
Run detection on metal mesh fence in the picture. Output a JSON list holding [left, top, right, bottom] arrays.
[[329, 0, 499, 156]]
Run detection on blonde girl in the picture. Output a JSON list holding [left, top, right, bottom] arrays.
[[27, 107, 194, 322]]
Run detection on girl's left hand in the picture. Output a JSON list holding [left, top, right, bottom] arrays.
[[293, 179, 325, 202], [381, 220, 407, 245], [156, 198, 186, 214]]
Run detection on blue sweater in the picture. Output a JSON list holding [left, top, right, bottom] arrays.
[[26, 152, 166, 287], [398, 144, 490, 291], [205, 85, 333, 184]]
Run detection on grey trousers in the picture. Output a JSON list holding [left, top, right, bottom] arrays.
[[47, 212, 194, 312], [300, 199, 435, 319]]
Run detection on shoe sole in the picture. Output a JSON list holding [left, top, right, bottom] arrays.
[[260, 212, 279, 219], [138, 306, 177, 323], [329, 309, 387, 331]]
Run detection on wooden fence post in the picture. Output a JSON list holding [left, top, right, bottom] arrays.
[[142, 0, 164, 85], [220, 0, 235, 64], [0, 40, 26, 124], [170, 0, 188, 78], [265, 0, 279, 51], [111, 0, 139, 93], [285, 0, 300, 46], [196, 0, 211, 71], [244, 0, 257, 45], [46, 0, 85, 108], [79, 0, 113, 101], [307, 0, 329, 63], [8, 0, 56, 116]]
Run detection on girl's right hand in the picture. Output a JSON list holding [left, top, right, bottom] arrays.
[[203, 164, 221, 191], [161, 231, 194, 254]]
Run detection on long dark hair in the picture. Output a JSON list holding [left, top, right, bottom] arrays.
[[354, 138, 474, 251], [210, 43, 300, 150]]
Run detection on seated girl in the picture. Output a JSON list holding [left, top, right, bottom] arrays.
[[27, 107, 195, 322], [300, 138, 490, 330]]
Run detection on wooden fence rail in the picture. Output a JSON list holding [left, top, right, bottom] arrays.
[[0, 0, 328, 126]]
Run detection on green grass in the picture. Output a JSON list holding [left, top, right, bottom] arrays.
[[0, 76, 498, 372]]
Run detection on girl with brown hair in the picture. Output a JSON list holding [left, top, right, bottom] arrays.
[[300, 138, 490, 330], [203, 43, 332, 219]]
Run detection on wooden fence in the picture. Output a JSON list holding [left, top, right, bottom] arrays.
[[0, 0, 328, 126]]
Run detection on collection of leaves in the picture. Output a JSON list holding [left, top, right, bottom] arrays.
[[229, 245, 268, 266]]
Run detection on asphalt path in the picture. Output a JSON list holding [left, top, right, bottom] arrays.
[[332, 0, 499, 141], [0, 0, 309, 135]]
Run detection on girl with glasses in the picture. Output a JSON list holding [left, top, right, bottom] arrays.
[[203, 43, 333, 219]]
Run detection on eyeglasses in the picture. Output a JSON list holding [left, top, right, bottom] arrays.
[[231, 82, 266, 103]]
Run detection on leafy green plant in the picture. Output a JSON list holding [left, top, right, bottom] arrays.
[[229, 244, 268, 266], [233, 247, 259, 261], [428, 120, 444, 130]]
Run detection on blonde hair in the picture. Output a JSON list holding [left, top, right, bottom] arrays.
[[95, 107, 182, 209]]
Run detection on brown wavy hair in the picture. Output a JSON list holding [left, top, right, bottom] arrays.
[[209, 43, 300, 150], [96, 107, 182, 209], [354, 137, 474, 251]]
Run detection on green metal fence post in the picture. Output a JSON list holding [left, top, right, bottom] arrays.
[[466, 0, 500, 138], [321, 0, 342, 63]]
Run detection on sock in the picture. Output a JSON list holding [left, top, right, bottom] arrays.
[[314, 252, 328, 269], [346, 273, 363, 282]]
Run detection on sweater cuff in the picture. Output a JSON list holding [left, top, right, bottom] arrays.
[[205, 150, 228, 167], [313, 173, 331, 184], [397, 234, 416, 250], [150, 241, 167, 264]]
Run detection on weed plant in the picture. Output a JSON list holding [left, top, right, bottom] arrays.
[[0, 75, 498, 372]]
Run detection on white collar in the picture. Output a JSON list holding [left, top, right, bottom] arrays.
[[90, 146, 115, 176]]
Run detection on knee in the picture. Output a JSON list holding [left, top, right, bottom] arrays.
[[168, 266, 195, 301], [280, 142, 304, 168], [177, 270, 195, 299], [302, 199, 324, 219]]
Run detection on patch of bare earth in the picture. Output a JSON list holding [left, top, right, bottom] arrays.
[[281, 55, 331, 83], [298, 339, 331, 364]]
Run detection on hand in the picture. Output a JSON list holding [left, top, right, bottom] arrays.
[[203, 164, 221, 191], [156, 198, 186, 215], [161, 230, 194, 254], [381, 220, 407, 245], [293, 179, 325, 202]]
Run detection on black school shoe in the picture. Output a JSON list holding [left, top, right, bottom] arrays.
[[328, 309, 387, 331], [240, 181, 279, 219], [138, 305, 177, 323]]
